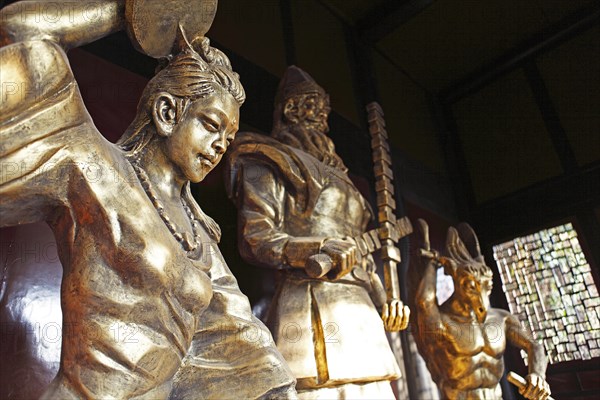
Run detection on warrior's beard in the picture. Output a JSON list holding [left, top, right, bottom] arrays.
[[274, 123, 348, 173]]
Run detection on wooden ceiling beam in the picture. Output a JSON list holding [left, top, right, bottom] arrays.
[[439, 3, 600, 105], [472, 162, 600, 273], [523, 60, 579, 174], [471, 163, 600, 247], [356, 0, 436, 43]]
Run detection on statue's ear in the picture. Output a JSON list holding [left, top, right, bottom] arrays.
[[152, 93, 178, 137], [283, 98, 300, 124]]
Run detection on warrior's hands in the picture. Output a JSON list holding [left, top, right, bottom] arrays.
[[318, 238, 358, 280], [381, 299, 410, 331], [520, 373, 551, 400]]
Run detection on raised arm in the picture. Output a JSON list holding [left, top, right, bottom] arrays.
[[415, 219, 442, 325], [0, 2, 108, 226], [506, 314, 551, 400], [0, 0, 125, 49]]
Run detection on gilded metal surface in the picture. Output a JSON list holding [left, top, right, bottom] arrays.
[[225, 66, 409, 399], [365, 102, 409, 332], [0, 1, 295, 398], [413, 219, 551, 400], [305, 216, 411, 279], [508, 372, 555, 400], [125, 0, 218, 58]]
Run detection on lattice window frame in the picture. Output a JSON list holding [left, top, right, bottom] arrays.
[[493, 222, 600, 364]]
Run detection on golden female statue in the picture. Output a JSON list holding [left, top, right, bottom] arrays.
[[225, 66, 409, 399], [0, 1, 295, 398], [413, 219, 551, 400]]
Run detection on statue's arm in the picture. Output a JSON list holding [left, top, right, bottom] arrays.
[[506, 314, 547, 377], [415, 257, 441, 324], [0, 3, 120, 227], [236, 163, 324, 270], [0, 0, 125, 49], [506, 314, 551, 399], [415, 219, 441, 325]]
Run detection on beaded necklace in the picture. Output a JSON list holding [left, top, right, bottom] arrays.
[[130, 159, 202, 254]]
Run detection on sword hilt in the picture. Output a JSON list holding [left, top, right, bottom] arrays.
[[306, 254, 333, 278], [306, 217, 412, 279]]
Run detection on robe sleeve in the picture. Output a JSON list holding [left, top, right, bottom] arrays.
[[0, 40, 93, 226], [235, 162, 324, 270]]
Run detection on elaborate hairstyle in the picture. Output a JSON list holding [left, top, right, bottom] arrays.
[[118, 35, 245, 155]]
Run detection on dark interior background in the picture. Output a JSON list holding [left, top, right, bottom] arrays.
[[1, 0, 599, 398]]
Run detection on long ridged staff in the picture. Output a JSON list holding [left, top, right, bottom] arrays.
[[305, 102, 412, 281], [366, 102, 407, 303]]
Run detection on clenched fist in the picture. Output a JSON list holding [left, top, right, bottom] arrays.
[[520, 373, 551, 400], [381, 299, 410, 331], [319, 238, 358, 280]]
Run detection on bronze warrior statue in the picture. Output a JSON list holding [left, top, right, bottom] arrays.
[[0, 1, 295, 398], [413, 219, 551, 400], [225, 66, 409, 399]]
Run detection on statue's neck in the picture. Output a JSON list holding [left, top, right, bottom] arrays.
[[134, 137, 185, 202]]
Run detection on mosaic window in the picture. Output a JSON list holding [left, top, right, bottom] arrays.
[[493, 222, 600, 364]]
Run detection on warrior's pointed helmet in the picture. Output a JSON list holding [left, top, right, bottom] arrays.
[[275, 66, 327, 104]]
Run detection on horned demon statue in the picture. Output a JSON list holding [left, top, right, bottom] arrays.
[[413, 219, 551, 400]]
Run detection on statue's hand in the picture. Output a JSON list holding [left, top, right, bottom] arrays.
[[381, 299, 410, 331], [319, 238, 357, 280], [520, 373, 551, 400]]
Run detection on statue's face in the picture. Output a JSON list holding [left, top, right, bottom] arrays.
[[301, 94, 330, 133], [285, 93, 331, 133], [165, 88, 239, 183], [455, 269, 492, 323]]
